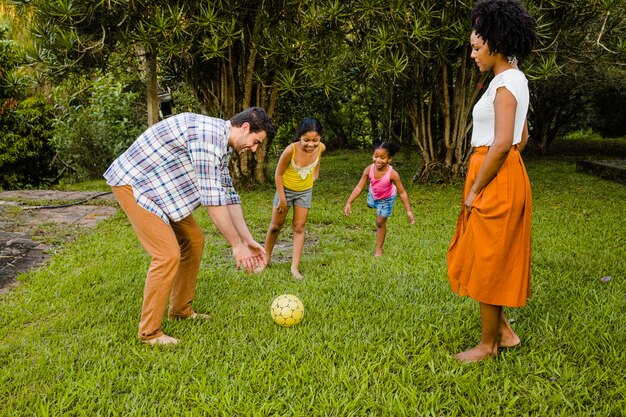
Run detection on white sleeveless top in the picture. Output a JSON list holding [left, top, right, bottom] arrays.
[[471, 69, 529, 147]]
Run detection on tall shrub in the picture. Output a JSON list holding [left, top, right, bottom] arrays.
[[0, 96, 57, 189], [51, 74, 145, 181]]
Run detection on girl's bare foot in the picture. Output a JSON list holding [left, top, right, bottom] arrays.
[[453, 344, 498, 362], [291, 267, 304, 280]]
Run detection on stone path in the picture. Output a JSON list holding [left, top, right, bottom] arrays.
[[0, 190, 118, 294], [576, 159, 626, 183]]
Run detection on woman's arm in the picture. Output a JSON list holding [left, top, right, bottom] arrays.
[[465, 87, 518, 212]]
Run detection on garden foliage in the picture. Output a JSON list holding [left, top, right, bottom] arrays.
[[0, 24, 56, 189], [1, 1, 625, 188], [0, 96, 56, 189], [51, 74, 145, 181]]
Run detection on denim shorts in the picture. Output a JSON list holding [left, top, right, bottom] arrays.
[[367, 191, 397, 218], [274, 186, 313, 209]]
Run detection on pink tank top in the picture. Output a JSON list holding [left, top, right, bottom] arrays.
[[368, 164, 396, 200]]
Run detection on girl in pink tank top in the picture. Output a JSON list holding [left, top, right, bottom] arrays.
[[344, 142, 415, 257]]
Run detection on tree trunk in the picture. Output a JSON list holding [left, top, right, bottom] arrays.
[[408, 90, 436, 178], [452, 54, 488, 172], [254, 84, 279, 184], [136, 45, 159, 126], [228, 13, 263, 188], [441, 63, 453, 168], [409, 52, 488, 180], [242, 12, 262, 110], [146, 51, 159, 126]]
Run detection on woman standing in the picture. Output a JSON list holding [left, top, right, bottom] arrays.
[[447, 0, 537, 362]]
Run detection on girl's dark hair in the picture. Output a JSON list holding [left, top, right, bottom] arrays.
[[471, 0, 537, 63], [293, 117, 323, 142], [373, 141, 400, 157]]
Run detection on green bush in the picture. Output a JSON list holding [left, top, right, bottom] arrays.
[[0, 96, 57, 189], [589, 74, 626, 138], [51, 74, 145, 182]]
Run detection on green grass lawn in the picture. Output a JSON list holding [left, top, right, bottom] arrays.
[[1, 149, 625, 416]]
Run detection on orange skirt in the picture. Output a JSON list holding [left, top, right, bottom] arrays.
[[447, 147, 532, 307]]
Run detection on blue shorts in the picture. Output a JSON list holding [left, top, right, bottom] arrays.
[[367, 191, 397, 218], [274, 187, 313, 209]]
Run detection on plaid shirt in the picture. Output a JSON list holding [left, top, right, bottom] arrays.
[[104, 113, 241, 224]]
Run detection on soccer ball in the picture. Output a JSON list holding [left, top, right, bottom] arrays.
[[271, 294, 304, 327]]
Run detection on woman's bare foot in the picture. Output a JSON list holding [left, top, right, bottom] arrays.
[[291, 267, 304, 280], [498, 331, 521, 348], [453, 344, 498, 362], [143, 334, 179, 346], [499, 314, 521, 348]]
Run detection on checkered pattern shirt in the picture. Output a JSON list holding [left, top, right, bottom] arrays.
[[103, 113, 241, 224]]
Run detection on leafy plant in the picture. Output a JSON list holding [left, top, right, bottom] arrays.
[[50, 73, 145, 181], [0, 96, 57, 189]]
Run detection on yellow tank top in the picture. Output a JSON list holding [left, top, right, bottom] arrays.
[[282, 144, 321, 191]]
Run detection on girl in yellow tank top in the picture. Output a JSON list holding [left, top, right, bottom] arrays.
[[256, 118, 325, 279], [282, 143, 321, 191]]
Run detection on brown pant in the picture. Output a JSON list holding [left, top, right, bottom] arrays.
[[112, 186, 205, 340]]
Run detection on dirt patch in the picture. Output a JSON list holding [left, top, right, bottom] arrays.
[[0, 191, 117, 294]]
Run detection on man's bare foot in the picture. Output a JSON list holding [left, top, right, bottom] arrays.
[[453, 344, 498, 363], [187, 312, 210, 320], [143, 334, 179, 346], [374, 250, 384, 257], [170, 312, 210, 320], [291, 267, 303, 280]]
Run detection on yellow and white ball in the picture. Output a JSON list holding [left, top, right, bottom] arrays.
[[271, 294, 304, 327]]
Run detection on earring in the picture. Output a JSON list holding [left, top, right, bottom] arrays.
[[507, 56, 518, 66]]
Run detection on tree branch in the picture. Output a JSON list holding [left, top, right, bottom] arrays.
[[596, 12, 618, 54]]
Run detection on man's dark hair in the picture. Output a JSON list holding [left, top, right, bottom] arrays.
[[230, 107, 276, 139], [471, 0, 537, 63]]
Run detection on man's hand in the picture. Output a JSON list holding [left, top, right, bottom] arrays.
[[344, 202, 352, 216], [232, 241, 266, 273], [246, 239, 266, 269]]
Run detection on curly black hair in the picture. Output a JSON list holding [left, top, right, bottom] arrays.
[[471, 0, 537, 63]]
